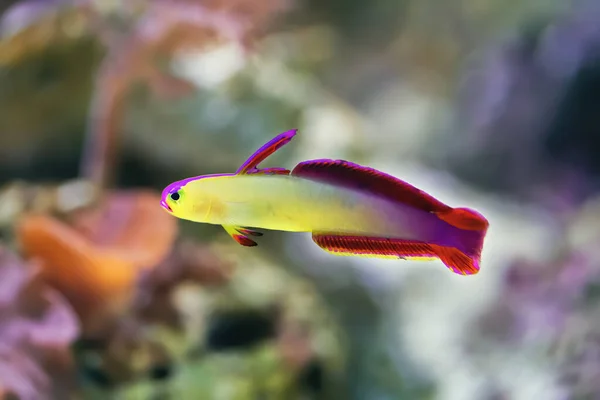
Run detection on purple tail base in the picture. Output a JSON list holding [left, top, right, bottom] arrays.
[[291, 159, 489, 275]]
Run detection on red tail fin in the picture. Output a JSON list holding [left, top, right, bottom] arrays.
[[429, 245, 480, 275], [431, 207, 488, 274]]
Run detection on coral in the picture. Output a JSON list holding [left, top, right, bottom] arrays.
[[70, 244, 344, 398], [0, 247, 80, 400], [16, 190, 177, 336]]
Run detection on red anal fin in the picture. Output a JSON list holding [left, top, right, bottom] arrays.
[[223, 225, 261, 247], [246, 167, 291, 175], [236, 129, 297, 174], [312, 233, 480, 275], [312, 233, 436, 258], [292, 159, 452, 213]]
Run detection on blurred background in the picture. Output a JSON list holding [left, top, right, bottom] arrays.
[[0, 0, 599, 399]]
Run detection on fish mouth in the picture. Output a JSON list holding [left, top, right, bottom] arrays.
[[160, 199, 172, 212]]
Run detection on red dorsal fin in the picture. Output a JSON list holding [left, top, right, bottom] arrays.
[[236, 129, 297, 174], [291, 159, 452, 213]]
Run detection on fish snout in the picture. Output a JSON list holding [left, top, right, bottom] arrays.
[[160, 198, 172, 212]]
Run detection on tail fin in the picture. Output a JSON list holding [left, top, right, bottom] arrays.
[[430, 244, 481, 275], [312, 220, 488, 276], [432, 207, 489, 274]]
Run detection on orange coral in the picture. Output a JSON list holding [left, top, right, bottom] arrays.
[[16, 190, 177, 336]]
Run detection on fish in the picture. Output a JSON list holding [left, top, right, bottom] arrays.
[[160, 129, 489, 275]]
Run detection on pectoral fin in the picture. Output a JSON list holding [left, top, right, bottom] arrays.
[[223, 225, 263, 247]]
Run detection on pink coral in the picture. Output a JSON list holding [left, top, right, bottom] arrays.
[[0, 247, 80, 400]]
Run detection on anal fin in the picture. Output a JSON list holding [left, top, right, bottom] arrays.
[[223, 225, 263, 247], [311, 233, 480, 275]]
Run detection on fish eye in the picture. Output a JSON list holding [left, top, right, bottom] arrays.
[[170, 191, 180, 201]]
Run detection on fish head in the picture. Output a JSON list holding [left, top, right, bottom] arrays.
[[160, 180, 187, 217], [161, 175, 227, 223]]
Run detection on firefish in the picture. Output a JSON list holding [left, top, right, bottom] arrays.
[[160, 129, 489, 275]]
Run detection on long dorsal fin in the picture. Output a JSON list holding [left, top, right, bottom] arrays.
[[236, 129, 297, 175], [291, 159, 452, 213]]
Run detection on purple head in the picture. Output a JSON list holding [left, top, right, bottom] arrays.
[[160, 181, 185, 213], [160, 174, 233, 216]]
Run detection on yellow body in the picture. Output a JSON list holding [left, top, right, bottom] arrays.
[[167, 174, 436, 241]]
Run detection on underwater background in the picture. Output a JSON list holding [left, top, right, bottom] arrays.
[[1, 0, 599, 399]]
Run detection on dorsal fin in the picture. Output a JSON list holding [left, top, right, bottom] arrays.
[[245, 167, 291, 175], [236, 129, 297, 174], [291, 159, 452, 213]]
